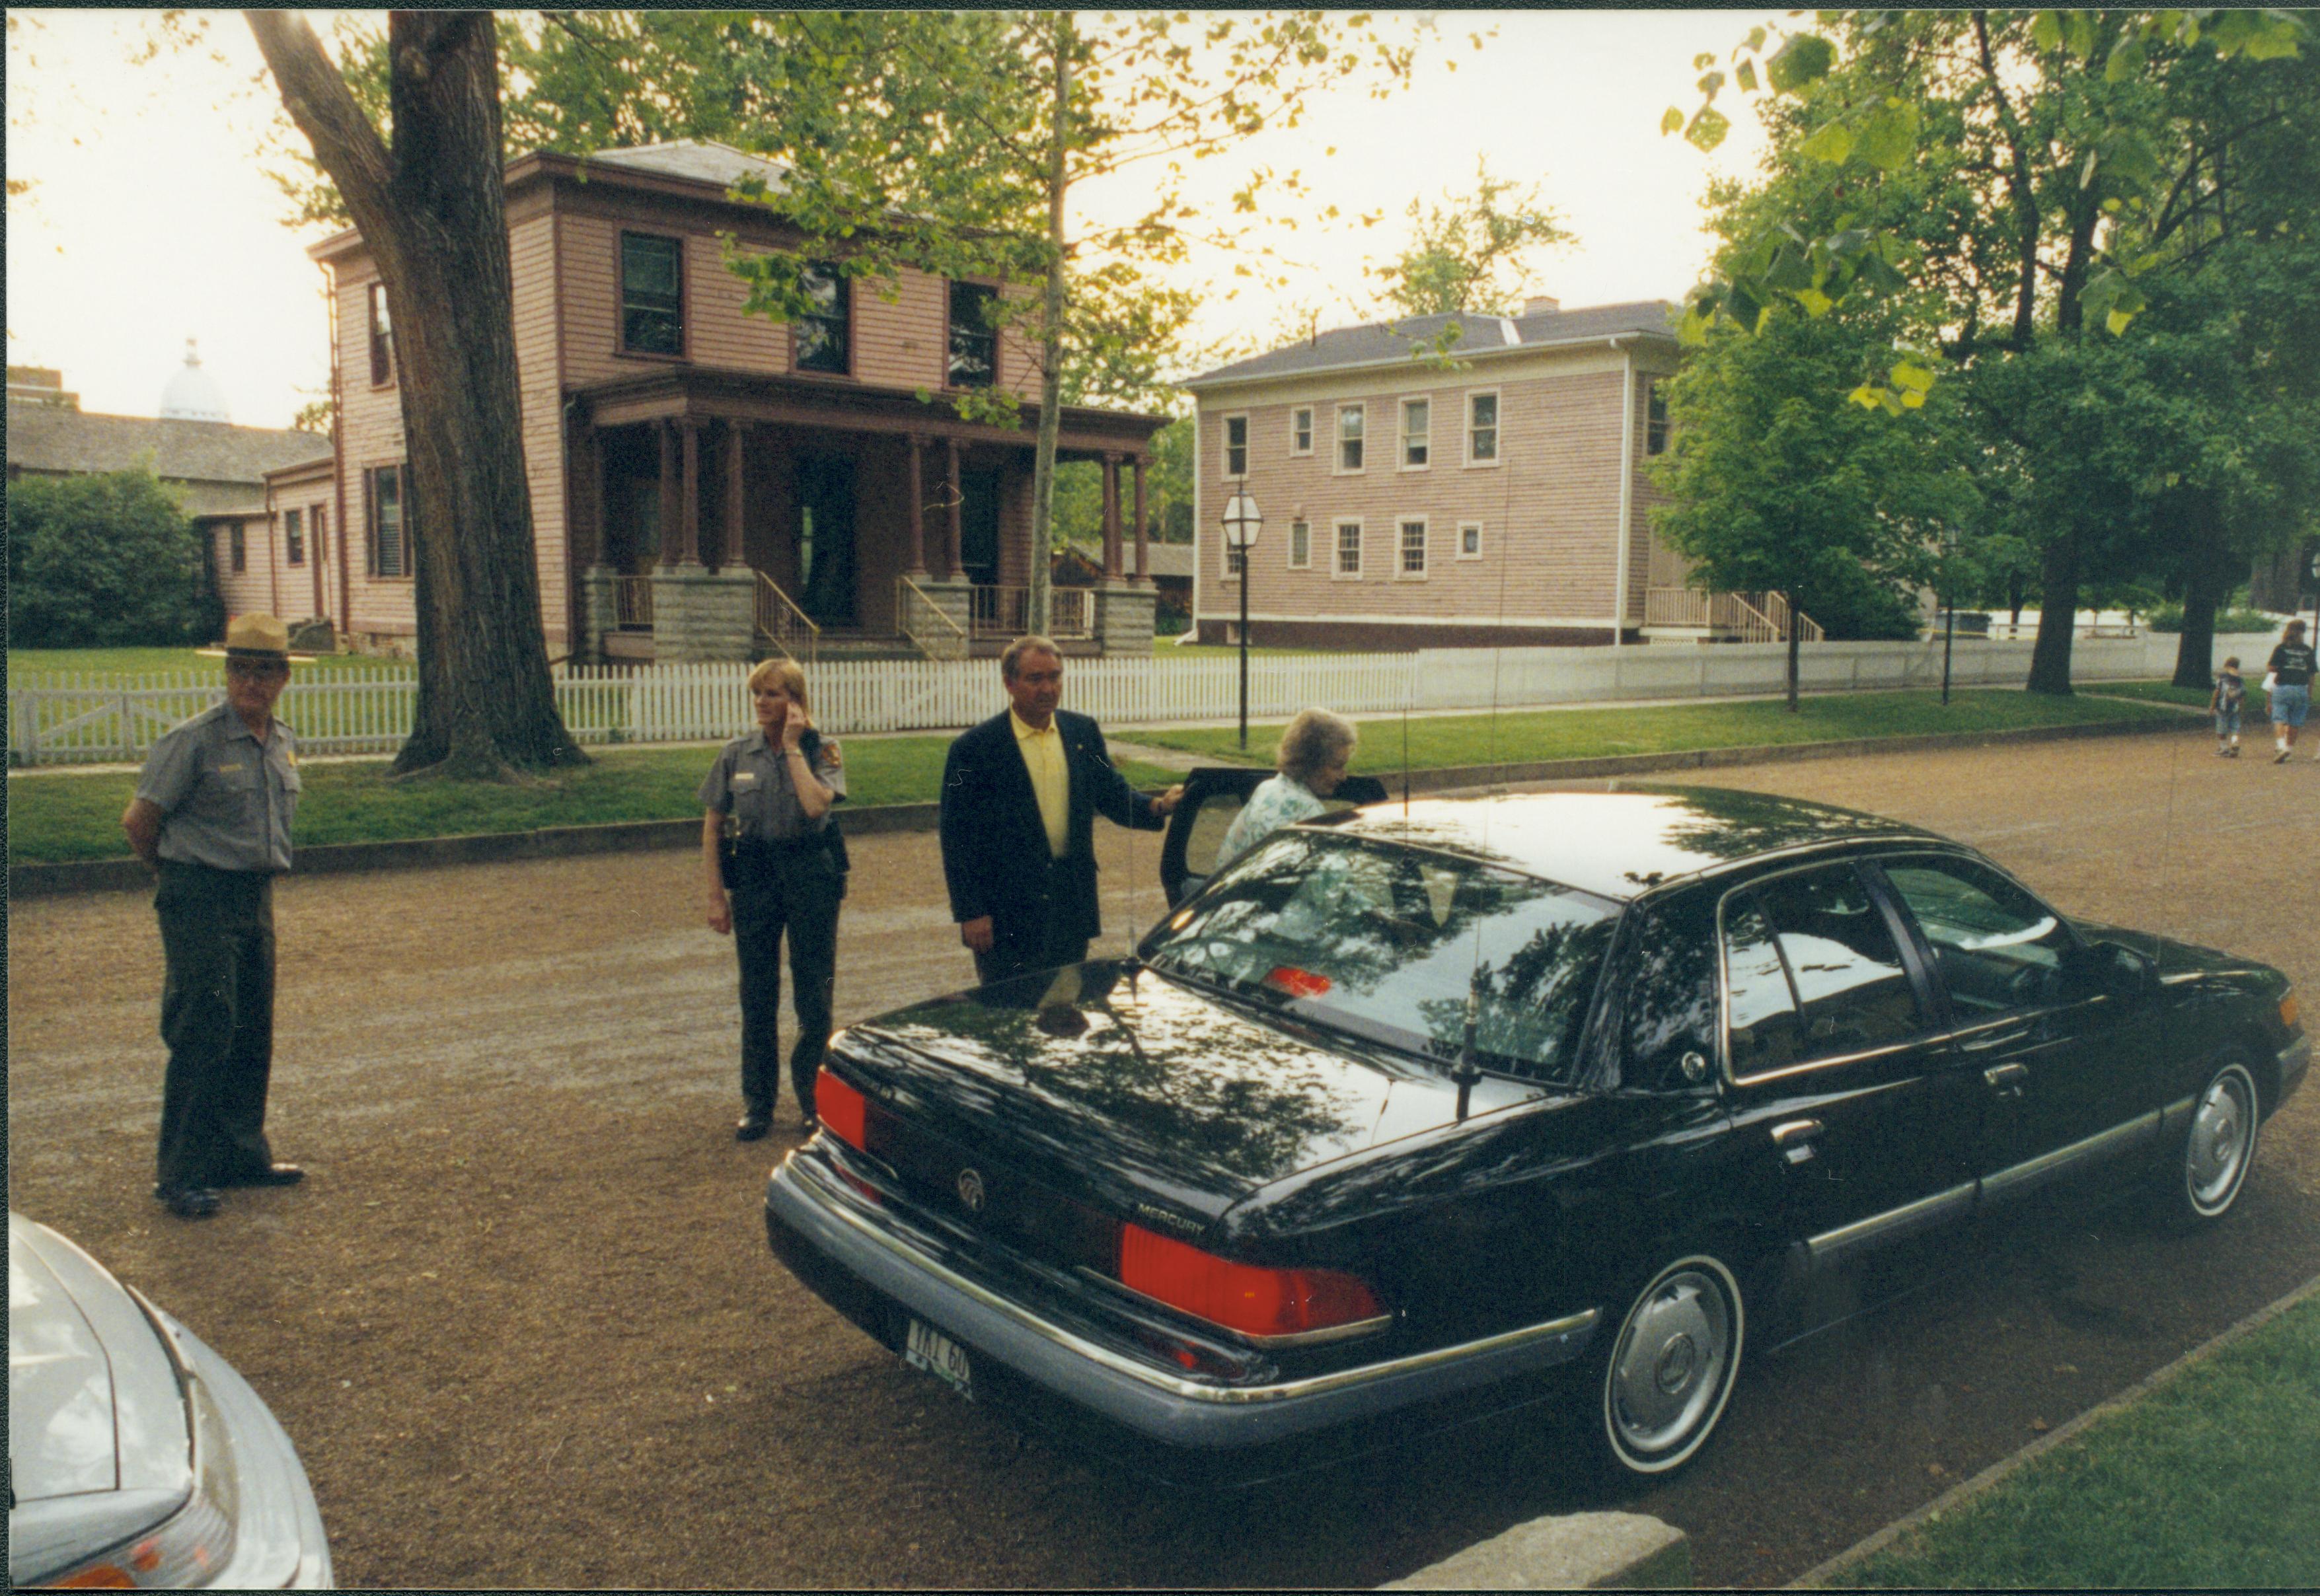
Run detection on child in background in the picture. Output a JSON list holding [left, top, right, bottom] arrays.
[[2211, 657, 2245, 757]]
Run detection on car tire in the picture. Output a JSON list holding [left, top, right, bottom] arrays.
[[1594, 1252, 1745, 1478], [2155, 1056, 2261, 1228]]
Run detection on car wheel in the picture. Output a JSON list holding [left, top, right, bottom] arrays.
[[2161, 1057, 2261, 1227], [1596, 1253, 1744, 1477]]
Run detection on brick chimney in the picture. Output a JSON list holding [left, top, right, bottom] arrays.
[[1522, 295, 1561, 317]]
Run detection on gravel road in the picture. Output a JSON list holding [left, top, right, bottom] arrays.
[[7, 727, 2313, 1588]]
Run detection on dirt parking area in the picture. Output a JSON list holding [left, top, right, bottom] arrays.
[[7, 726, 2315, 1588]]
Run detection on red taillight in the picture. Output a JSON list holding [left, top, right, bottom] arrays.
[[1117, 1223, 1384, 1340], [818, 1071, 868, 1151]]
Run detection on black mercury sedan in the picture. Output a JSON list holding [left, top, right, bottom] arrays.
[[764, 785, 2307, 1484]]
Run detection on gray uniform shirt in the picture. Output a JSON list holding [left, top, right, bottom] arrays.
[[135, 702, 301, 873], [697, 729, 846, 842]]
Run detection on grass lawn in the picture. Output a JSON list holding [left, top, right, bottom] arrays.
[[1845, 1293, 2320, 1587], [7, 740, 1184, 865], [1127, 688, 2178, 772], [9, 646, 397, 679], [2081, 678, 2219, 709]]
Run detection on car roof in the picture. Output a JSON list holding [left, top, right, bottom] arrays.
[[1317, 785, 1947, 902]]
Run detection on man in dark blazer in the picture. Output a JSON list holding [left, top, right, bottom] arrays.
[[941, 635, 1183, 986]]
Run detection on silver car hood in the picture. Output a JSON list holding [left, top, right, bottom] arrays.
[[9, 1212, 193, 1509]]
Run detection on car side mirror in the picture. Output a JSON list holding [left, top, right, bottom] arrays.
[[2068, 941, 2154, 1000]]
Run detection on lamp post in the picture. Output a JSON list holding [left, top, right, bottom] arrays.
[[1941, 526, 1960, 707], [1220, 491, 1263, 750]]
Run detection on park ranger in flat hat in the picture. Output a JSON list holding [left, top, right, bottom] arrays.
[[122, 612, 311, 1218]]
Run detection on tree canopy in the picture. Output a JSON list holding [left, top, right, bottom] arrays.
[[1370, 161, 1572, 318], [9, 471, 225, 649], [1658, 9, 2318, 692]]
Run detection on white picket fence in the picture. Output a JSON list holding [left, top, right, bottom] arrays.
[[7, 633, 2273, 768]]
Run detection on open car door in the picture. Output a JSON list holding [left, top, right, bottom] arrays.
[[1158, 766, 1390, 907]]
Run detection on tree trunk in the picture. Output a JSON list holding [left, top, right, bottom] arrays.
[[2171, 496, 2228, 690], [249, 11, 583, 779], [1026, 13, 1072, 637], [2026, 532, 2079, 695], [1785, 592, 1801, 712]]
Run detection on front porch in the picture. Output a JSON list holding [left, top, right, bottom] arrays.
[[564, 367, 1164, 665]]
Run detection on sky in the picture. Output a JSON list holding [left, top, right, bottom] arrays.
[[5, 9, 1779, 431]]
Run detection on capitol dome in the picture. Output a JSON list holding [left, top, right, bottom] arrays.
[[159, 338, 231, 423]]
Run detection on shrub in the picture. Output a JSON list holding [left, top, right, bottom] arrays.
[[2149, 604, 2284, 635], [7, 471, 225, 648]]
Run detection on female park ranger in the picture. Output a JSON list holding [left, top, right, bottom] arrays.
[[700, 659, 845, 1140]]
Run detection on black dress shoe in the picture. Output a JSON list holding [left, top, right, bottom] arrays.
[[221, 1163, 305, 1188], [735, 1116, 772, 1142], [153, 1184, 223, 1219]]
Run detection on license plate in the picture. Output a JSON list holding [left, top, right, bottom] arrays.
[[903, 1317, 974, 1402]]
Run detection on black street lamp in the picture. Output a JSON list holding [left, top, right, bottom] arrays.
[[1221, 490, 1263, 750]]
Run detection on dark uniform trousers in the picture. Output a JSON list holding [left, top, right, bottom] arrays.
[[731, 841, 843, 1119], [155, 862, 279, 1187], [970, 857, 1093, 988]]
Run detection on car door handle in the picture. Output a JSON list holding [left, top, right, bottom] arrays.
[[1984, 1062, 2030, 1097], [1772, 1118, 1822, 1165]]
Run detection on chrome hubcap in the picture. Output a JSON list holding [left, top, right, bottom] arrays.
[[1611, 1268, 1731, 1455], [2187, 1069, 2255, 1214]]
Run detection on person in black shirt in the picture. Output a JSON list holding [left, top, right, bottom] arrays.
[[2264, 618, 2315, 763]]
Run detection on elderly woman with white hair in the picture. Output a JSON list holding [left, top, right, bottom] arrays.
[[1217, 707, 1360, 867]]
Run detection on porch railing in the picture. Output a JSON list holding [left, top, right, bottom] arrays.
[[896, 575, 969, 661], [613, 575, 654, 630], [754, 571, 820, 664], [968, 585, 1092, 640], [1643, 587, 1823, 644]]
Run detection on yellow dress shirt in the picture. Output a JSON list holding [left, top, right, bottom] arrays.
[[1011, 709, 1070, 859]]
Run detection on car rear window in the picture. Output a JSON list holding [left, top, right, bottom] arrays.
[[1144, 832, 1619, 1081]]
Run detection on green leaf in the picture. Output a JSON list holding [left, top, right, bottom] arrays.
[[2105, 35, 2146, 83], [2106, 306, 2138, 336], [1799, 120, 1854, 164], [1899, 386, 1927, 409], [1697, 70, 1725, 96], [1661, 105, 1686, 135], [1890, 360, 1937, 393], [1685, 107, 1731, 152], [1766, 32, 1836, 92], [1855, 102, 1918, 172], [1848, 384, 1886, 410], [2031, 11, 2063, 52], [1741, 26, 1767, 54], [2064, 10, 2095, 59], [2242, 19, 2303, 60], [1736, 59, 1758, 92], [1795, 286, 1834, 317]]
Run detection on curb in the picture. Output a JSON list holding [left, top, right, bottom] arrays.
[[1383, 1511, 1690, 1590], [1788, 1270, 2320, 1588], [7, 712, 2190, 898]]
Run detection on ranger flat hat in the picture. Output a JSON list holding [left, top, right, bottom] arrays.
[[197, 612, 313, 662]]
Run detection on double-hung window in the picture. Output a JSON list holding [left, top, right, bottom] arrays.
[[366, 464, 414, 579], [1458, 521, 1483, 560], [285, 508, 305, 566], [1647, 378, 1670, 455], [1288, 519, 1311, 569], [620, 233, 685, 356], [1337, 404, 1365, 472], [229, 524, 246, 574], [947, 281, 997, 388], [1468, 391, 1499, 464], [1335, 519, 1363, 577], [1223, 414, 1249, 478], [794, 262, 850, 375], [1400, 518, 1427, 575], [1291, 408, 1314, 456], [1224, 541, 1244, 579], [1401, 398, 1430, 468], [367, 283, 394, 386]]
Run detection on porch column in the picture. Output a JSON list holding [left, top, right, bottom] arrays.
[[567, 415, 601, 570], [676, 416, 703, 567], [945, 438, 964, 581], [1131, 454, 1150, 585], [905, 433, 929, 576], [1102, 451, 1124, 582], [722, 419, 747, 574], [656, 419, 679, 569]]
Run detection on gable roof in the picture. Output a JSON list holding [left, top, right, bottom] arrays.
[[5, 403, 332, 488], [1183, 300, 1682, 391]]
